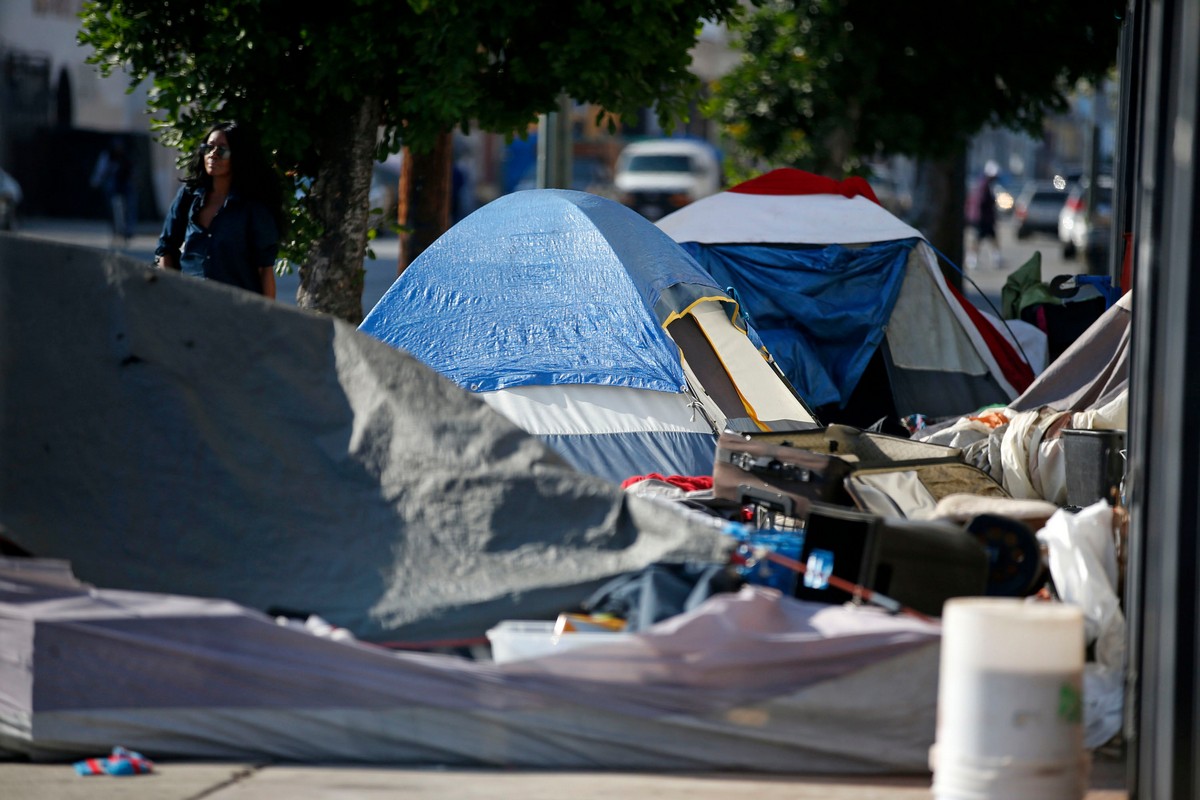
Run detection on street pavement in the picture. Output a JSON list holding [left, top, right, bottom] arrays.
[[0, 755, 1127, 799], [958, 215, 1079, 313], [1, 214, 1124, 798]]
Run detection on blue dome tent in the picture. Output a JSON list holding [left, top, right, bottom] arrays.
[[360, 189, 816, 483]]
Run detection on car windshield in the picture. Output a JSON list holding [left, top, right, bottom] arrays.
[[625, 154, 693, 173]]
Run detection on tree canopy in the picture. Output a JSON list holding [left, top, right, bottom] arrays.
[[79, 0, 741, 321], [708, 0, 1127, 177]]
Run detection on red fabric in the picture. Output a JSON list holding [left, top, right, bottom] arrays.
[[727, 168, 880, 205], [945, 280, 1035, 394], [621, 473, 714, 492]]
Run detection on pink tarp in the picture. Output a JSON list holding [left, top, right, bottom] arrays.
[[0, 558, 942, 771]]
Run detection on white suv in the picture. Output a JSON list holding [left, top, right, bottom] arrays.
[[614, 139, 721, 221]]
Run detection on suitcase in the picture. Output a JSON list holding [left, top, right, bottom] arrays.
[[843, 462, 1010, 519], [712, 431, 855, 517], [712, 424, 967, 518], [750, 423, 967, 465]]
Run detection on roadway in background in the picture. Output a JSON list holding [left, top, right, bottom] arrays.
[[957, 215, 1078, 315]]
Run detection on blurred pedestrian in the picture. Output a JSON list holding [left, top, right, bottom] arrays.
[[154, 121, 282, 298], [966, 161, 1003, 269], [90, 137, 137, 246]]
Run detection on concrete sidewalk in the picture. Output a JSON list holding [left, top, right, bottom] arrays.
[[0, 751, 1128, 799]]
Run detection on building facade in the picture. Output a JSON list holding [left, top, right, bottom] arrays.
[[0, 0, 178, 222]]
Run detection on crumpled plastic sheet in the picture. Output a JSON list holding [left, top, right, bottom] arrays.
[[919, 389, 1129, 507], [1037, 501, 1125, 748]]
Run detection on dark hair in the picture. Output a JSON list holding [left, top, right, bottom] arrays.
[[182, 121, 284, 233]]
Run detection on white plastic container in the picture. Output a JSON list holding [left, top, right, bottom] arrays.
[[485, 621, 634, 664], [932, 598, 1088, 800]]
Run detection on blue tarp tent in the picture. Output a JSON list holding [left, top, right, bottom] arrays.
[[360, 189, 816, 483], [684, 240, 913, 410], [658, 169, 1036, 427]]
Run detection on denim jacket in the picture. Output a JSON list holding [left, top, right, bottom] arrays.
[[156, 185, 279, 293]]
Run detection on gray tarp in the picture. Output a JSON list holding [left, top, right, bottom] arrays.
[[1009, 291, 1131, 414], [0, 558, 942, 770], [0, 235, 729, 642]]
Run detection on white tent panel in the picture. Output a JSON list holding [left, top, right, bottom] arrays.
[[479, 384, 713, 436], [657, 191, 922, 246]]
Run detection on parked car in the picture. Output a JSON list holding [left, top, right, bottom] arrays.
[[613, 138, 721, 221], [1013, 180, 1070, 239], [1058, 175, 1113, 260], [0, 168, 22, 231]]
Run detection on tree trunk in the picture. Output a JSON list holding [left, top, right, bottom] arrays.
[[909, 151, 967, 292], [397, 131, 453, 275], [296, 96, 382, 325]]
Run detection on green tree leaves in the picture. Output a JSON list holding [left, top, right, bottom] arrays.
[[78, 0, 741, 317], [708, 0, 1126, 177]]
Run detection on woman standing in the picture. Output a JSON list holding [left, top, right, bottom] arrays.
[[155, 121, 282, 298]]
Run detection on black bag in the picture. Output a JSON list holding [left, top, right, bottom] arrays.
[[794, 503, 990, 617]]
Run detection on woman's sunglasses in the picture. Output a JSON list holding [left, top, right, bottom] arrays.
[[200, 144, 232, 160]]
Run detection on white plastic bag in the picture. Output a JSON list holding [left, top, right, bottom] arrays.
[[1037, 501, 1124, 748]]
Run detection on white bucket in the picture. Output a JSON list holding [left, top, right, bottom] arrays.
[[931, 597, 1089, 800]]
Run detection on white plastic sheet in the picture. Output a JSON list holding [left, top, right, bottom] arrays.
[[1037, 502, 1125, 748]]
